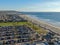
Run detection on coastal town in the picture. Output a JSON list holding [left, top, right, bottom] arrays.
[[0, 11, 60, 45]]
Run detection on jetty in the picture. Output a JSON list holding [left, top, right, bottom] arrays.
[[19, 15, 60, 35]]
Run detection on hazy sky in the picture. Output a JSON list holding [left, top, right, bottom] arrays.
[[0, 0, 60, 12]]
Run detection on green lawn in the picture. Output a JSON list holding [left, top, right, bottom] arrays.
[[0, 21, 47, 34], [0, 22, 27, 26]]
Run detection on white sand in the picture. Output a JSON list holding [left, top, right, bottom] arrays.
[[19, 15, 60, 35]]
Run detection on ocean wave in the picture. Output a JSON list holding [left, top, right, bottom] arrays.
[[28, 15, 60, 27]]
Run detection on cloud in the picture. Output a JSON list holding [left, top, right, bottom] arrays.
[[19, 1, 60, 12]]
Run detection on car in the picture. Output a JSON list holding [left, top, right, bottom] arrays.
[[17, 40, 21, 43], [17, 36, 21, 38], [6, 37, 11, 39], [1, 38, 4, 40]]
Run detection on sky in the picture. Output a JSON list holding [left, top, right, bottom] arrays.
[[0, 0, 60, 12]]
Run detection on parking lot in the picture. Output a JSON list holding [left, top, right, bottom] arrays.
[[0, 25, 38, 45], [0, 14, 40, 45]]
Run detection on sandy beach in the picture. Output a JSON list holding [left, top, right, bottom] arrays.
[[19, 15, 60, 35], [20, 15, 60, 35]]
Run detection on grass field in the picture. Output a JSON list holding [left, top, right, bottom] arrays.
[[0, 21, 47, 34], [0, 22, 27, 26]]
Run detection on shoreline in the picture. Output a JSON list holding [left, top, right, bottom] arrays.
[[27, 15, 60, 28], [19, 15, 60, 35]]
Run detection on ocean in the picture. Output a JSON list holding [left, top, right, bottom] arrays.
[[21, 12, 60, 27]]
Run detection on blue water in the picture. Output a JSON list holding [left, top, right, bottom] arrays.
[[21, 12, 60, 27]]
